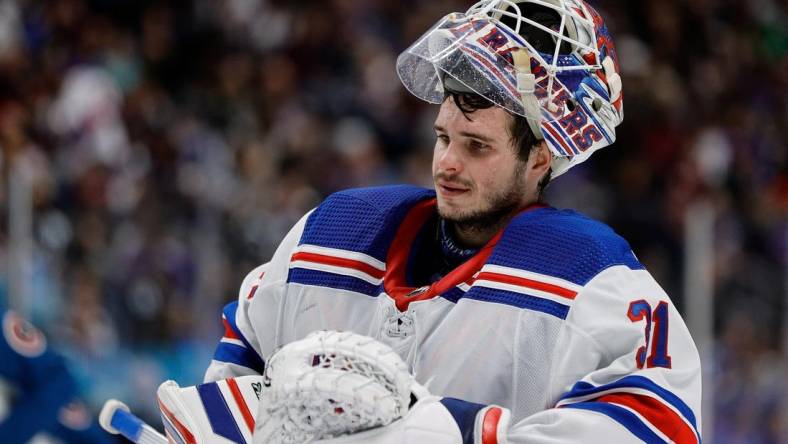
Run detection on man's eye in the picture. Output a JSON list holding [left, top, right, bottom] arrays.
[[469, 140, 490, 151], [436, 134, 449, 144]]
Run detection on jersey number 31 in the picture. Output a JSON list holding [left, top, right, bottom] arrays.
[[627, 300, 672, 369]]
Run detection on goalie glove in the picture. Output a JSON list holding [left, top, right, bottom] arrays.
[[253, 330, 413, 443], [254, 330, 510, 444]]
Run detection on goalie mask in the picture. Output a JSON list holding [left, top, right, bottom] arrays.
[[396, 0, 623, 178]]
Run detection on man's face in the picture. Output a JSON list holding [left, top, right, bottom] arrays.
[[432, 98, 532, 230]]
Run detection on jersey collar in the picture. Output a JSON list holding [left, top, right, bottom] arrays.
[[384, 198, 547, 311]]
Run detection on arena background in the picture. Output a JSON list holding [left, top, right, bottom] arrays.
[[0, 0, 785, 442]]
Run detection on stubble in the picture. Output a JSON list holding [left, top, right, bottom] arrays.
[[436, 162, 528, 236]]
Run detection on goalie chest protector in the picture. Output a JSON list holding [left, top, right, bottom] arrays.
[[279, 185, 644, 420]]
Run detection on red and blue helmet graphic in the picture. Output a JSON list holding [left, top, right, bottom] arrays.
[[397, 0, 624, 177]]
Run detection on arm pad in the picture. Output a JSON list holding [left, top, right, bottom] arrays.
[[315, 396, 510, 444]]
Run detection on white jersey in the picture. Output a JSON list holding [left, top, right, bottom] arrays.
[[206, 185, 702, 443]]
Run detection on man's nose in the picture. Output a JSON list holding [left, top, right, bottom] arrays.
[[436, 142, 463, 174]]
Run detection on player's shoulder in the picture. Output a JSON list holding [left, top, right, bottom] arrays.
[[299, 185, 435, 261], [308, 185, 434, 228], [491, 206, 644, 286], [317, 185, 434, 215]]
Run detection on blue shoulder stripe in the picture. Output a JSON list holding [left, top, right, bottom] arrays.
[[219, 302, 265, 372], [288, 268, 381, 297], [440, 287, 465, 304], [560, 375, 698, 433], [463, 286, 570, 319], [562, 402, 666, 443]]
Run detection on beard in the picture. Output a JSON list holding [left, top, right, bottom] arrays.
[[436, 163, 527, 234]]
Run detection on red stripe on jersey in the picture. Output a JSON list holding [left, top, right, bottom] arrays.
[[598, 393, 698, 443], [290, 252, 385, 280], [481, 407, 502, 444], [226, 378, 255, 433], [158, 399, 197, 444], [426, 231, 502, 298], [384, 198, 438, 305], [476, 272, 577, 300], [222, 319, 240, 341]]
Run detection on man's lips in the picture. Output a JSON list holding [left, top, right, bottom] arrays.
[[436, 181, 470, 196]]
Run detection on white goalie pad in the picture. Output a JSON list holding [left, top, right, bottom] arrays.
[[157, 375, 262, 444]]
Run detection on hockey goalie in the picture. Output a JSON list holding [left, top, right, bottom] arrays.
[[153, 0, 702, 442]]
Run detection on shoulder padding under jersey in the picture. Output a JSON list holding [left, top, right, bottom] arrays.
[[490, 207, 644, 287], [299, 185, 435, 263]]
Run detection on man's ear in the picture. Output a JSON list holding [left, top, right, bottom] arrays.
[[529, 140, 552, 179]]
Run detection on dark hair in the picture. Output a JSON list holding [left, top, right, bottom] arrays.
[[446, 90, 552, 197]]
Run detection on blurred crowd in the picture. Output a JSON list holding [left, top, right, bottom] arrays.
[[0, 0, 785, 441]]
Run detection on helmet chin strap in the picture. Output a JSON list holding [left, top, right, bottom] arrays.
[[511, 47, 544, 141], [512, 47, 579, 179]]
